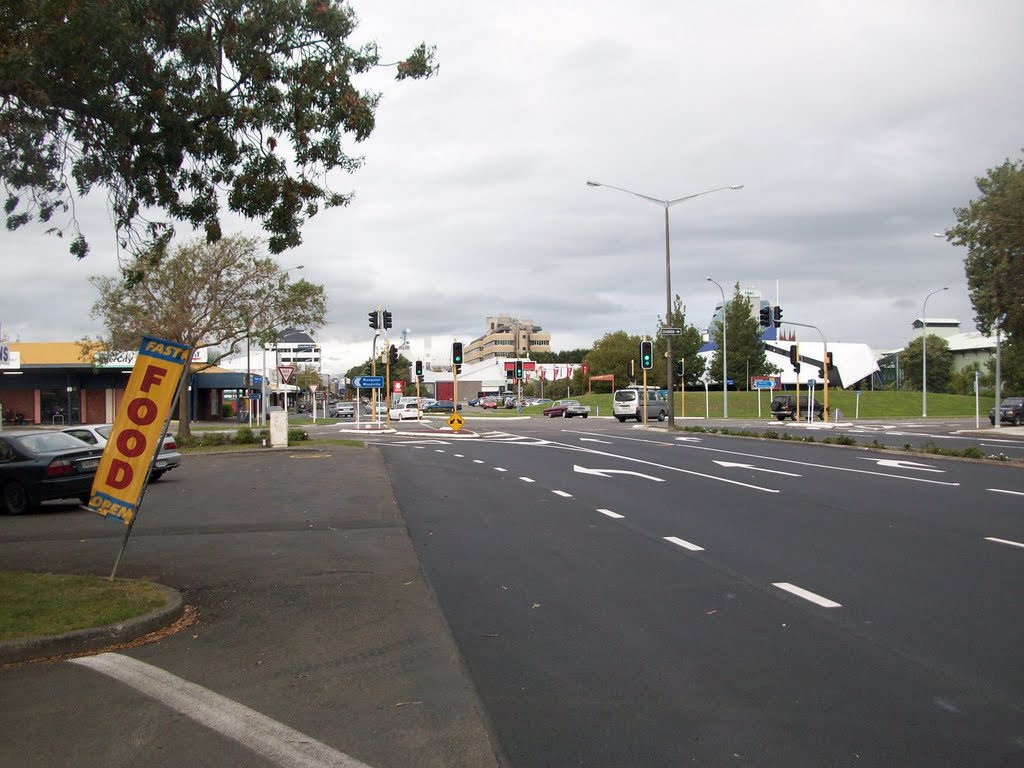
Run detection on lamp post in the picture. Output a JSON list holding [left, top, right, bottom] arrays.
[[587, 180, 742, 427], [921, 286, 948, 417], [706, 277, 728, 418]]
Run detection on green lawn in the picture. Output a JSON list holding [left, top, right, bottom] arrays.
[[0, 572, 168, 642]]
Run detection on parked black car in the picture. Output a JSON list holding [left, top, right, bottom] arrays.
[[770, 395, 825, 421], [989, 396, 1023, 426], [423, 400, 463, 413], [0, 431, 104, 515]]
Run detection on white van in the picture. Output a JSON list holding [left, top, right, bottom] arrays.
[[613, 386, 669, 423]]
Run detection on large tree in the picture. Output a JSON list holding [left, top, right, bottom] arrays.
[[945, 154, 1024, 342], [86, 234, 326, 437], [899, 334, 952, 393], [582, 330, 642, 391], [708, 283, 772, 389], [1, 1, 436, 261], [654, 294, 706, 388]]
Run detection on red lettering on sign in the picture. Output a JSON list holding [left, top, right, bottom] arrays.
[[140, 364, 168, 393], [116, 428, 146, 458], [127, 397, 157, 426], [105, 459, 134, 489]]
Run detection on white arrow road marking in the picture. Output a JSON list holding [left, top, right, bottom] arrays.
[[674, 436, 703, 442], [675, 445, 959, 486], [71, 653, 375, 768], [713, 460, 802, 477], [579, 437, 613, 444], [773, 582, 842, 608], [985, 536, 1024, 549], [988, 488, 1024, 497], [857, 458, 945, 473], [573, 464, 665, 482]]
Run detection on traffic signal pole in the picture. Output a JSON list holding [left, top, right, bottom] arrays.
[[785, 321, 830, 423]]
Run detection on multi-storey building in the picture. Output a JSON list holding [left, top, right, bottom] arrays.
[[265, 328, 322, 372], [464, 315, 551, 363]]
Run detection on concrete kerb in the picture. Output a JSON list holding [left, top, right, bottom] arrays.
[[0, 583, 184, 665]]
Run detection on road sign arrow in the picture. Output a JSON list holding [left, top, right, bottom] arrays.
[[857, 458, 944, 473], [713, 460, 802, 477], [573, 464, 664, 482]]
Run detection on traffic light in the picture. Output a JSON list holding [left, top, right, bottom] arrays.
[[452, 342, 463, 373], [415, 360, 423, 378], [825, 351, 833, 371], [640, 340, 653, 370], [789, 344, 800, 373], [759, 306, 771, 328], [368, 310, 379, 330], [676, 360, 684, 379], [389, 344, 398, 366], [773, 306, 783, 328], [514, 360, 524, 380], [382, 310, 393, 330]]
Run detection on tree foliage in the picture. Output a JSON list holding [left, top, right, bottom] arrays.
[[899, 334, 952, 393], [654, 294, 706, 387], [708, 283, 772, 389], [582, 331, 641, 390], [1, 0, 436, 261], [84, 234, 326, 436], [946, 154, 1024, 341]]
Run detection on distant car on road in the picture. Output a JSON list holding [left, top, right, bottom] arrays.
[[389, 403, 422, 421], [480, 397, 499, 409], [63, 423, 182, 481], [0, 431, 104, 515], [990, 396, 1023, 426], [330, 401, 359, 417], [770, 395, 824, 421], [543, 399, 590, 418], [423, 400, 462, 413]]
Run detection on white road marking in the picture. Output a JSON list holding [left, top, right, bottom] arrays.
[[676, 445, 960, 486], [579, 437, 612, 444], [984, 536, 1024, 549], [674, 436, 703, 442], [494, 467, 507, 472], [857, 458, 945, 473], [573, 464, 664, 482], [552, 490, 572, 498], [519, 477, 535, 483], [664, 536, 704, 552], [434, 449, 445, 453], [453, 453, 464, 457], [712, 460, 802, 477], [772, 582, 841, 608], [987, 488, 1024, 497], [71, 653, 375, 768], [597, 508, 624, 519], [473, 459, 485, 464]]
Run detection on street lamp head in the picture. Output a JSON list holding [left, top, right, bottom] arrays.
[[933, 233, 944, 238], [586, 180, 602, 187], [729, 185, 744, 190]]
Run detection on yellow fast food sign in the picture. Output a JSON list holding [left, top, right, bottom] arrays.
[[88, 336, 189, 524]]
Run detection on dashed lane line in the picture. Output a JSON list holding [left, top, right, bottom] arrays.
[[984, 536, 1024, 550], [663, 536, 704, 552], [772, 582, 842, 608], [597, 508, 624, 519]]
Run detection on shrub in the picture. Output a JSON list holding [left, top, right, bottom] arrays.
[[287, 427, 309, 442], [235, 426, 257, 444]]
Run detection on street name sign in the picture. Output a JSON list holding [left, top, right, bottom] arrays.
[[659, 327, 683, 336], [753, 380, 774, 390], [352, 375, 384, 389]]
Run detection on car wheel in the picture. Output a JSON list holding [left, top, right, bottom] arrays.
[[990, 418, 996, 426], [635, 410, 642, 422], [657, 410, 666, 422], [582, 414, 588, 419], [78, 494, 91, 505], [1013, 415, 1021, 426], [616, 416, 626, 423], [151, 471, 165, 481], [776, 415, 786, 421], [2, 481, 31, 515]]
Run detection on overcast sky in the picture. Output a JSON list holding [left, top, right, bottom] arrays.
[[5, 1, 1023, 374]]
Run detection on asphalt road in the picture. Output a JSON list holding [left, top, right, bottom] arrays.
[[375, 415, 1024, 766], [0, 447, 497, 768]]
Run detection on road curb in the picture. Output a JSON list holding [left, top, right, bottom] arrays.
[[0, 583, 183, 665]]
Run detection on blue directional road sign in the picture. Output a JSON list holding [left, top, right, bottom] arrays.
[[352, 375, 384, 389], [753, 380, 774, 389]]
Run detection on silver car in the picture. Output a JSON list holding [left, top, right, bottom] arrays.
[[63, 423, 182, 481]]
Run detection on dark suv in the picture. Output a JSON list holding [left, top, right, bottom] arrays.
[[770, 395, 825, 421], [989, 396, 1023, 426]]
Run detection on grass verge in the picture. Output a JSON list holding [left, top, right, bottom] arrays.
[[0, 572, 168, 642]]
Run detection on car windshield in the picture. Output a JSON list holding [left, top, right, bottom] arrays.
[[1002, 398, 1022, 406], [97, 425, 114, 439], [12, 432, 92, 454]]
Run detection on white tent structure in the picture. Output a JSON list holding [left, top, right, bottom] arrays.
[[701, 341, 879, 389]]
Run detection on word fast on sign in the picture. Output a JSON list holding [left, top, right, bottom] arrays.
[[88, 337, 189, 525]]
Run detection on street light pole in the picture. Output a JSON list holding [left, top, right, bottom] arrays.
[[587, 180, 742, 427], [921, 286, 948, 417], [706, 277, 728, 418]]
